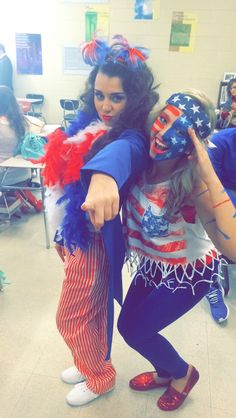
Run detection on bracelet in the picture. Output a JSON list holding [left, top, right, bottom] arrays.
[[213, 198, 230, 209]]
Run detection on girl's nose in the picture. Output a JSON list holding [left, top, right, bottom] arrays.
[[102, 99, 112, 113]]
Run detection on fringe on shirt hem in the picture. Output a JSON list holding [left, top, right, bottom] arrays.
[[126, 250, 228, 295]]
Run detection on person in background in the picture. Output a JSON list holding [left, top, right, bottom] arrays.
[[82, 89, 236, 412], [39, 35, 158, 407], [0, 85, 42, 228], [205, 127, 236, 322], [218, 78, 236, 129], [0, 44, 13, 91]]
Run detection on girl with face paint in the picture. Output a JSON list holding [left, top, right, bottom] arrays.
[[82, 89, 236, 412]]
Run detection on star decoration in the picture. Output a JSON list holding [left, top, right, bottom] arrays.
[[180, 116, 188, 124], [178, 104, 186, 110], [195, 118, 203, 127], [190, 104, 200, 114], [172, 95, 180, 102], [159, 225, 167, 231]]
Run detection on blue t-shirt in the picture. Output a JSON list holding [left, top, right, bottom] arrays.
[[208, 128, 236, 191]]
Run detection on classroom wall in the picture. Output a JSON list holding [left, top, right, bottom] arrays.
[[1, 0, 236, 124]]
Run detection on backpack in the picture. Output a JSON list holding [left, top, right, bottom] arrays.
[[20, 133, 47, 160]]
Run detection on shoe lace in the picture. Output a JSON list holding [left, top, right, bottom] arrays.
[[207, 288, 222, 304], [75, 382, 88, 393]]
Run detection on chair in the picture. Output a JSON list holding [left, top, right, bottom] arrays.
[[18, 100, 32, 114], [26, 94, 46, 123], [0, 160, 50, 249], [216, 81, 228, 109], [60, 99, 79, 128]]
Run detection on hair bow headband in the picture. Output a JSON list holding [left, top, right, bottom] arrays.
[[81, 34, 149, 70]]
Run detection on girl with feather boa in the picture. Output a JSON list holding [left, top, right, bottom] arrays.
[[39, 35, 158, 406]]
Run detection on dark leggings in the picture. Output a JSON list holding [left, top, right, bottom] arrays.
[[118, 262, 218, 379]]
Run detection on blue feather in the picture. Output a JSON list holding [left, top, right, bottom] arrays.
[[57, 182, 91, 252], [66, 110, 98, 136]]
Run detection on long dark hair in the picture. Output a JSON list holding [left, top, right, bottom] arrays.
[[0, 85, 26, 138], [227, 77, 236, 97], [81, 61, 159, 162]]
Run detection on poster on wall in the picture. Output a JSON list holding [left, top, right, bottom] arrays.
[[15, 33, 43, 75], [63, 45, 90, 75], [134, 0, 159, 20], [223, 72, 236, 82], [169, 11, 197, 53], [85, 4, 109, 41]]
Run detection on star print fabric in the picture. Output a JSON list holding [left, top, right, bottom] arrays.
[[166, 93, 211, 139]]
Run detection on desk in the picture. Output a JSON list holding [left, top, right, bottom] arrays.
[[17, 98, 44, 115], [17, 98, 42, 113], [0, 156, 50, 249], [40, 124, 60, 135], [17, 98, 42, 104]]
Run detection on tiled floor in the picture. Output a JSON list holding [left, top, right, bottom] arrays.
[[0, 212, 236, 418]]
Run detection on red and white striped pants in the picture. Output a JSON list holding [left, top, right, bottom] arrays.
[[56, 234, 116, 394]]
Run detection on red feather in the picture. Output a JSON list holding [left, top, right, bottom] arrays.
[[38, 127, 107, 187]]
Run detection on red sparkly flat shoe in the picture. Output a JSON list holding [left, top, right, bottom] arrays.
[[129, 372, 171, 391], [157, 366, 200, 411]]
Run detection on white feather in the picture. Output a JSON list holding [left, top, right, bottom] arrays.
[[45, 184, 67, 235], [66, 120, 108, 144]]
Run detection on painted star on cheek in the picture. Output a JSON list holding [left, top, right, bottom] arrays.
[[195, 118, 203, 127], [180, 116, 188, 124]]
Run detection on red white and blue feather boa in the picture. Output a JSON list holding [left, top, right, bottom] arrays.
[[39, 121, 109, 251]]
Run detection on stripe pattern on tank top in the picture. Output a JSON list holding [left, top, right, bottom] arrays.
[[123, 180, 219, 292], [124, 183, 187, 265]]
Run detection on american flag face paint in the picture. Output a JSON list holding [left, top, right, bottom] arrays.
[[150, 104, 193, 161], [150, 92, 211, 161]]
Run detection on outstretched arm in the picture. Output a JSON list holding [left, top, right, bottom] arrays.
[[80, 130, 148, 229], [189, 129, 236, 261], [81, 173, 119, 230]]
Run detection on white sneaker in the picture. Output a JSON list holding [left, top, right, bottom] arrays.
[[66, 381, 99, 406], [61, 366, 86, 384], [66, 381, 113, 406]]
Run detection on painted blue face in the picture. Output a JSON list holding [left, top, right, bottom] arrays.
[[150, 104, 193, 161]]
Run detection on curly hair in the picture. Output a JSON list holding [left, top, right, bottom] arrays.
[[0, 85, 27, 139], [81, 61, 159, 162]]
